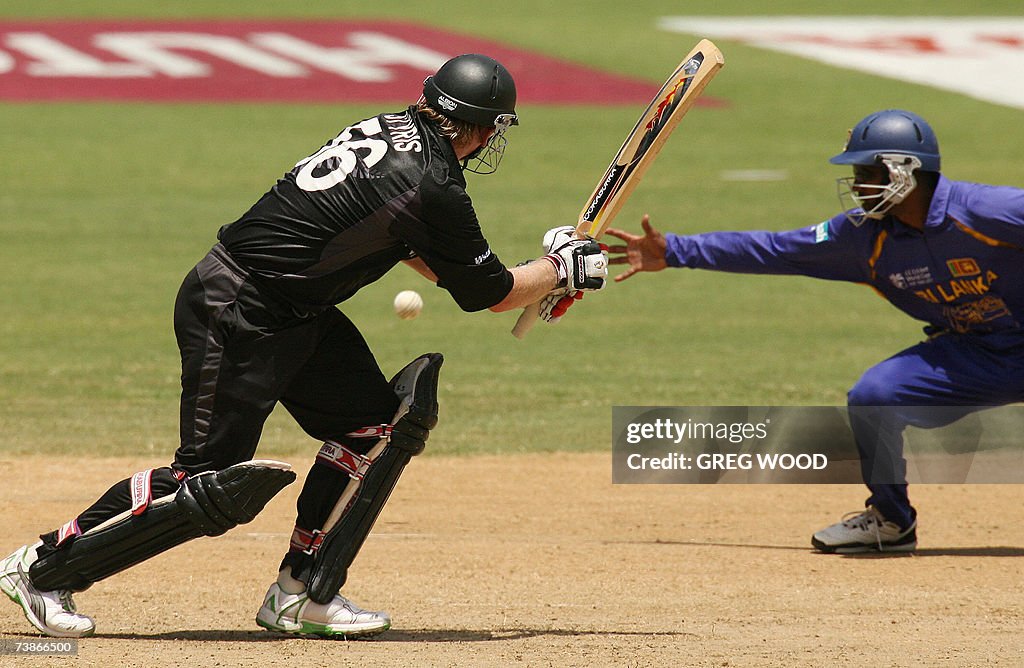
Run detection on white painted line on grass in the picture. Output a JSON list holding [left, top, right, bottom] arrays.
[[660, 16, 1024, 109], [720, 169, 789, 182]]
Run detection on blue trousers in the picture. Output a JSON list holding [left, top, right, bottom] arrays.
[[847, 334, 1024, 528]]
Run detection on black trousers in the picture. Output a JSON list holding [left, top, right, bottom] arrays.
[[173, 245, 398, 472], [43, 245, 400, 578]]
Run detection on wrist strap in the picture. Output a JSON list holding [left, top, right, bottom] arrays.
[[541, 254, 567, 285]]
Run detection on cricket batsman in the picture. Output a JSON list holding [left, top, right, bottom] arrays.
[[606, 109, 1024, 553], [0, 53, 608, 638]]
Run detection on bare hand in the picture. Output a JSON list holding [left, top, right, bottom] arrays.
[[604, 214, 668, 281]]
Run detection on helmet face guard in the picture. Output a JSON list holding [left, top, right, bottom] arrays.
[[836, 154, 922, 226], [462, 113, 516, 175]]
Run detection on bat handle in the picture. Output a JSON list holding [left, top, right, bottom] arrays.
[[511, 302, 541, 339]]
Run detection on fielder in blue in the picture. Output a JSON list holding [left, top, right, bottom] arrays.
[[606, 109, 1024, 553]]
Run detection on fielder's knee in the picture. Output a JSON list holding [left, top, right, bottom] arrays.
[[847, 371, 899, 407]]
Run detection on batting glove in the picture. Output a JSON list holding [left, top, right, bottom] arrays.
[[539, 290, 584, 324], [542, 238, 608, 291], [541, 225, 576, 253]]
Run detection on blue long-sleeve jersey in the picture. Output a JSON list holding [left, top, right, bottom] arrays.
[[665, 176, 1024, 349]]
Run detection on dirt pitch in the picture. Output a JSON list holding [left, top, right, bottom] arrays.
[[1, 454, 1022, 667]]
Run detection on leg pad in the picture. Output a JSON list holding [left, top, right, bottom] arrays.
[[306, 353, 442, 604], [30, 460, 295, 592]]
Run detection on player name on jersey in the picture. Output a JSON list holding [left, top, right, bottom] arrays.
[[0, 19, 698, 104]]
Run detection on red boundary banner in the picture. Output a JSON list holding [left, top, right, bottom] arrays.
[[0, 19, 725, 106]]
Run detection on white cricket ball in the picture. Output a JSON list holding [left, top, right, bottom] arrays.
[[393, 290, 423, 320]]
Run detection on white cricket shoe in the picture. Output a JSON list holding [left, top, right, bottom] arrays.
[[0, 543, 95, 638], [812, 507, 917, 554], [256, 582, 390, 638]]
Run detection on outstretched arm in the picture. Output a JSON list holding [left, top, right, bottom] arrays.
[[605, 214, 667, 281], [608, 213, 870, 282]]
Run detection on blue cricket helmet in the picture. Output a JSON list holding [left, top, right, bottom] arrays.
[[830, 109, 940, 172]]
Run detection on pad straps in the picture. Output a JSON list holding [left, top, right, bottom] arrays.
[[299, 436, 390, 558], [129, 469, 155, 516]]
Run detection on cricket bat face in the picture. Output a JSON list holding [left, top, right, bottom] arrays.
[[511, 39, 724, 339], [576, 39, 724, 240]]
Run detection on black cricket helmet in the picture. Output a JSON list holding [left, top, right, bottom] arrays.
[[422, 53, 518, 127]]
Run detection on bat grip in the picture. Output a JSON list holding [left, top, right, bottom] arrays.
[[511, 302, 541, 339]]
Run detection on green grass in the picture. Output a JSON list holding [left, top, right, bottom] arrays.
[[2, 2, 1023, 457]]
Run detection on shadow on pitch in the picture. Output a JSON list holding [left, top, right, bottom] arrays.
[[97, 628, 695, 643], [382, 628, 697, 642]]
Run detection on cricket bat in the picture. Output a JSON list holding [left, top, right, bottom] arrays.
[[511, 39, 724, 339]]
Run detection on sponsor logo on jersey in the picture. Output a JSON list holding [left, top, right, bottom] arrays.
[[813, 220, 829, 243], [902, 266, 933, 287], [943, 295, 1011, 332], [889, 266, 933, 290], [947, 257, 981, 278], [436, 95, 458, 112], [474, 249, 492, 265]]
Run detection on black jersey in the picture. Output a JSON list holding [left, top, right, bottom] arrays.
[[218, 106, 514, 315]]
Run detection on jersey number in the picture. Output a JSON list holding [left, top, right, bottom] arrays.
[[294, 118, 388, 192]]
